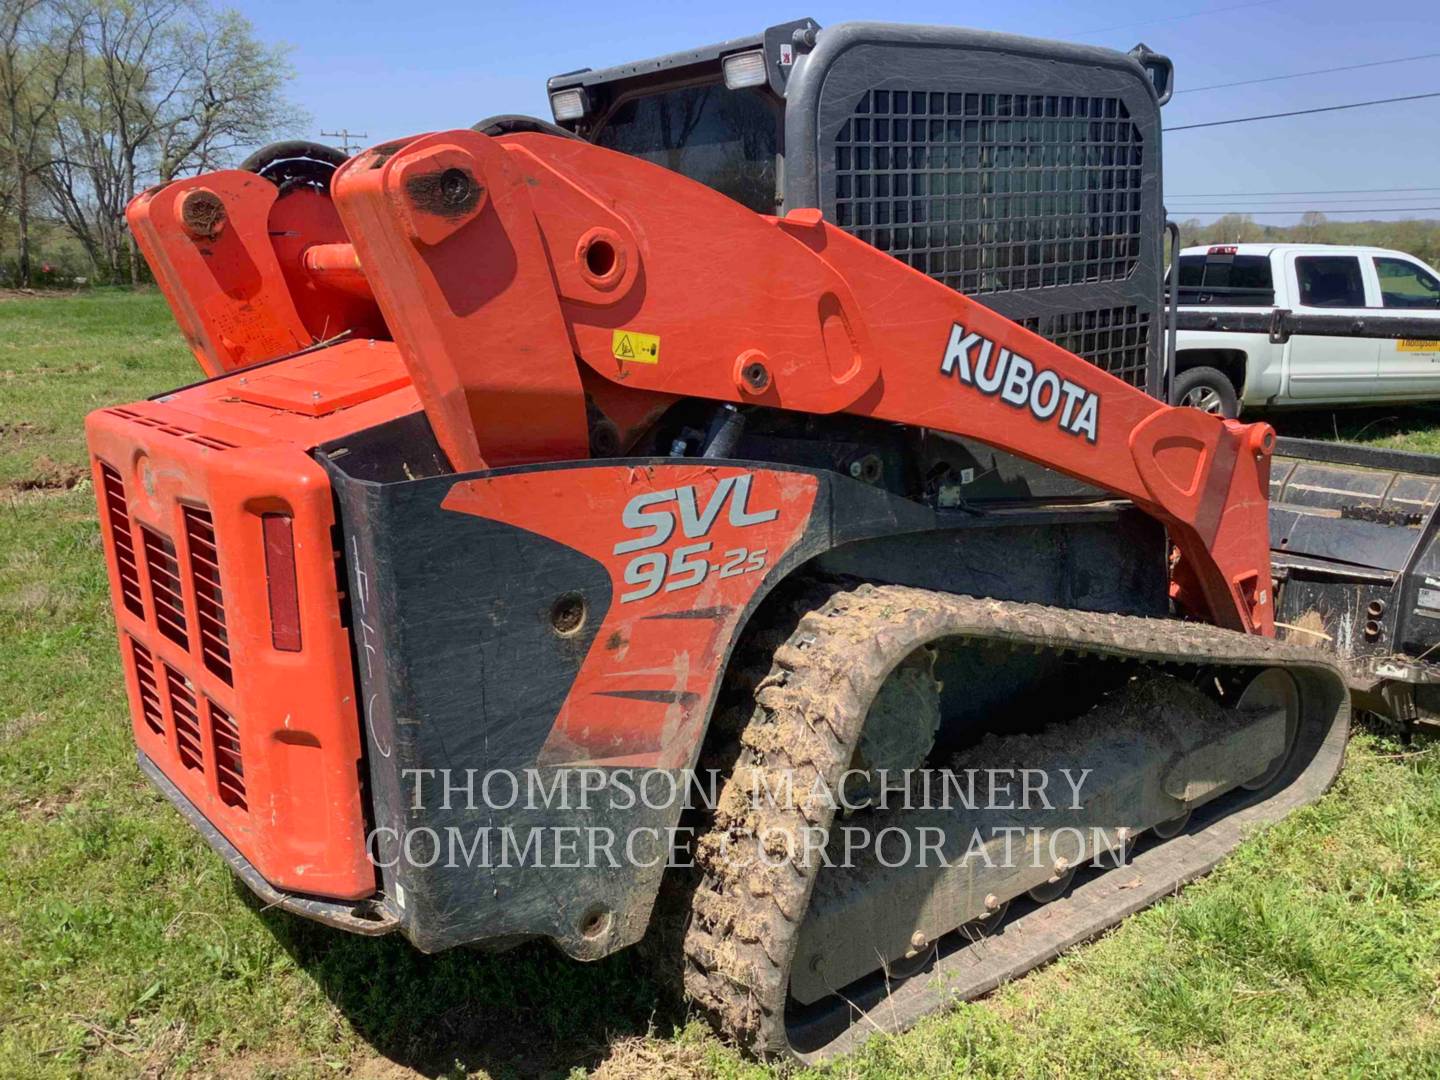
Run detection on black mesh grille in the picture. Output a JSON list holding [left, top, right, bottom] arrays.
[[832, 90, 1144, 295], [1020, 306, 1152, 389]]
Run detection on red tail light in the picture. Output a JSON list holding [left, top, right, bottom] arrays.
[[262, 514, 302, 652]]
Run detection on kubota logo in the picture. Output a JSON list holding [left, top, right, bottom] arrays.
[[614, 474, 778, 603], [940, 324, 1100, 443]]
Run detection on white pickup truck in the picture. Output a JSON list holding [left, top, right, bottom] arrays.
[[1171, 243, 1440, 417]]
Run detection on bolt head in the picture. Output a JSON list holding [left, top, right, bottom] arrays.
[[439, 167, 472, 206], [178, 188, 226, 241]]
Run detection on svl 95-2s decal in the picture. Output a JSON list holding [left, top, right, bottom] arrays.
[[615, 474, 778, 602], [442, 465, 818, 767]]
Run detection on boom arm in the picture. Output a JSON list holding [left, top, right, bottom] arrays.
[[128, 129, 1277, 635]]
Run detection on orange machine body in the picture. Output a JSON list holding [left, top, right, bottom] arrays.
[[95, 128, 1278, 907]]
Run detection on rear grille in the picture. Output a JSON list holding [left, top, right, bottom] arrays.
[[98, 463, 144, 618], [142, 527, 188, 649], [183, 507, 232, 684], [130, 638, 165, 736], [209, 702, 247, 809], [831, 90, 1144, 294], [164, 664, 204, 772], [106, 495, 247, 815], [1021, 305, 1152, 389]]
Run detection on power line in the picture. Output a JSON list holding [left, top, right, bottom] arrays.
[[1171, 206, 1440, 216], [1176, 51, 1440, 93], [1066, 0, 1281, 39], [1165, 91, 1440, 131], [1169, 186, 1440, 198], [1171, 195, 1440, 206]]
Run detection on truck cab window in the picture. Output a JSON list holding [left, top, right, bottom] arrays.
[[593, 84, 778, 214], [1296, 255, 1366, 308], [1173, 253, 1273, 305], [1375, 257, 1440, 309]]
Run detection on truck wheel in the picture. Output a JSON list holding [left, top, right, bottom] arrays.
[[1171, 367, 1239, 418]]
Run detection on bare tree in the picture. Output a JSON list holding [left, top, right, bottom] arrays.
[[0, 0, 78, 286], [40, 0, 297, 282], [153, 6, 298, 181], [1298, 210, 1328, 242]]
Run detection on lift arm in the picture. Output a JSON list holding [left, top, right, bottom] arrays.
[[128, 129, 1277, 635]]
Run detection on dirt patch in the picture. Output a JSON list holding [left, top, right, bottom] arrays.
[[589, 1036, 710, 1080], [0, 421, 43, 444], [0, 712, 47, 744], [6, 455, 88, 493], [0, 579, 79, 616], [0, 287, 78, 301]]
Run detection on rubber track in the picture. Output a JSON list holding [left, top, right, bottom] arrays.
[[681, 582, 1349, 1060]]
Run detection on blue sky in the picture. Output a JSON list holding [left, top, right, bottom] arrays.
[[233, 0, 1440, 222]]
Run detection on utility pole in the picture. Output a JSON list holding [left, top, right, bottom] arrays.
[[321, 128, 369, 155]]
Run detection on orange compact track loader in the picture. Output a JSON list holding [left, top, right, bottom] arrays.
[[88, 19, 1349, 1060]]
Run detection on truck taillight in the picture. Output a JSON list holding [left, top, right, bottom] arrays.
[[262, 514, 302, 651]]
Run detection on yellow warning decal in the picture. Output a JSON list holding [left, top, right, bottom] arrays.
[[612, 329, 660, 364], [1398, 340, 1440, 352]]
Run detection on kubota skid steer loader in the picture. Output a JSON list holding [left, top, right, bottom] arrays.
[[88, 19, 1350, 1060]]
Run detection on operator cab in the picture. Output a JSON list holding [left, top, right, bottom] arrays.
[[548, 19, 1175, 399]]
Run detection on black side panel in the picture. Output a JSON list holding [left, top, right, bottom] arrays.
[[784, 23, 1165, 396], [325, 445, 1167, 956], [817, 504, 1167, 616], [328, 462, 623, 952]]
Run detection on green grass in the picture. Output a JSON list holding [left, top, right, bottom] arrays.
[[1, 290, 1439, 1077], [1276, 402, 1440, 457]]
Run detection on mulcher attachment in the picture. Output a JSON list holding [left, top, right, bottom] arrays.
[[683, 583, 1349, 1061]]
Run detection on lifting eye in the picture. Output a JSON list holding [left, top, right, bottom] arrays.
[[584, 238, 616, 277], [575, 227, 627, 290]]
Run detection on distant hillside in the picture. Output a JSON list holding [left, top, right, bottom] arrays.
[[1174, 215, 1440, 266]]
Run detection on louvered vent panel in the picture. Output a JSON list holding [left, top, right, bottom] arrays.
[[129, 638, 165, 737], [141, 528, 188, 649], [164, 665, 204, 772], [98, 463, 144, 618], [208, 701, 246, 810], [182, 507, 232, 684]]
